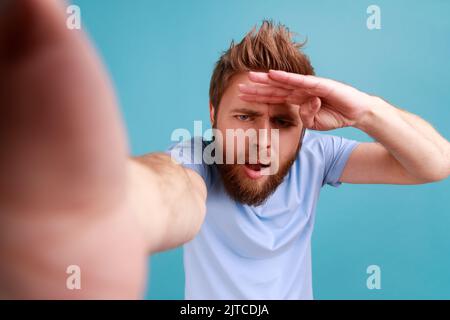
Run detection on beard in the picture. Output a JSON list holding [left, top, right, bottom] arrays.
[[216, 145, 300, 207]]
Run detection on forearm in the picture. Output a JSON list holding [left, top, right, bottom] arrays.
[[355, 97, 449, 181], [129, 154, 206, 253], [395, 107, 450, 165]]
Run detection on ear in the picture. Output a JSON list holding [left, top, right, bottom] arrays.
[[209, 101, 215, 126]]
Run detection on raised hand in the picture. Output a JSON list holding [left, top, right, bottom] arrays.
[[238, 70, 375, 131]]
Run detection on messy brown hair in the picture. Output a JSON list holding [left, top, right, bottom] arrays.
[[209, 20, 315, 113]]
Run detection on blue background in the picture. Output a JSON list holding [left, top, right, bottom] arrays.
[[71, 0, 450, 299]]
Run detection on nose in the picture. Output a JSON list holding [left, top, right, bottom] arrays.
[[257, 118, 272, 150], [249, 118, 272, 157], [257, 129, 271, 152]]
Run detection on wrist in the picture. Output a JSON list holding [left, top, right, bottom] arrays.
[[354, 96, 394, 132]]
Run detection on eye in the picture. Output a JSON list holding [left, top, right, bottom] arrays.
[[235, 115, 251, 121], [272, 118, 291, 127]]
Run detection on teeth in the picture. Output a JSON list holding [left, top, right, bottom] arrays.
[[245, 164, 261, 171], [245, 164, 270, 168]]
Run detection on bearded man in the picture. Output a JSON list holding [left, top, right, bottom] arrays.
[[168, 21, 450, 299]]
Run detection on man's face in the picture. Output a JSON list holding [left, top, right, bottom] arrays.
[[211, 72, 304, 206]]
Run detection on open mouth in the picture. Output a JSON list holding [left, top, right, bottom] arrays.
[[243, 162, 271, 179]]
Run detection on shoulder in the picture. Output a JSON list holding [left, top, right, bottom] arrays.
[[300, 129, 359, 157], [167, 137, 212, 186], [300, 129, 331, 156], [167, 136, 207, 162], [300, 129, 361, 187]]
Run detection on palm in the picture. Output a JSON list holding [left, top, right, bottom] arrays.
[[310, 102, 352, 130]]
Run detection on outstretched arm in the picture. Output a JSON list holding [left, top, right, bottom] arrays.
[[0, 0, 205, 299], [130, 155, 206, 253]]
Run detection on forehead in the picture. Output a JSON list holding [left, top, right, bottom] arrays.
[[218, 72, 299, 116]]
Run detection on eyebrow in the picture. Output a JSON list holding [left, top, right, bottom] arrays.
[[230, 108, 264, 116]]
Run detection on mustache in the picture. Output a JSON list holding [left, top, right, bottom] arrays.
[[216, 152, 296, 206]]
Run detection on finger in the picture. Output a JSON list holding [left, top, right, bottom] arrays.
[[238, 83, 292, 97], [0, 0, 69, 64], [297, 97, 321, 128], [248, 71, 298, 90], [238, 94, 287, 104], [285, 91, 314, 105], [247, 73, 315, 101], [268, 70, 339, 98]]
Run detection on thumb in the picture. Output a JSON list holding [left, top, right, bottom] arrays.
[[299, 96, 321, 128], [0, 0, 69, 63]]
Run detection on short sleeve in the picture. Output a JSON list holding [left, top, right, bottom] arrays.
[[166, 137, 211, 188], [321, 134, 360, 187]]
